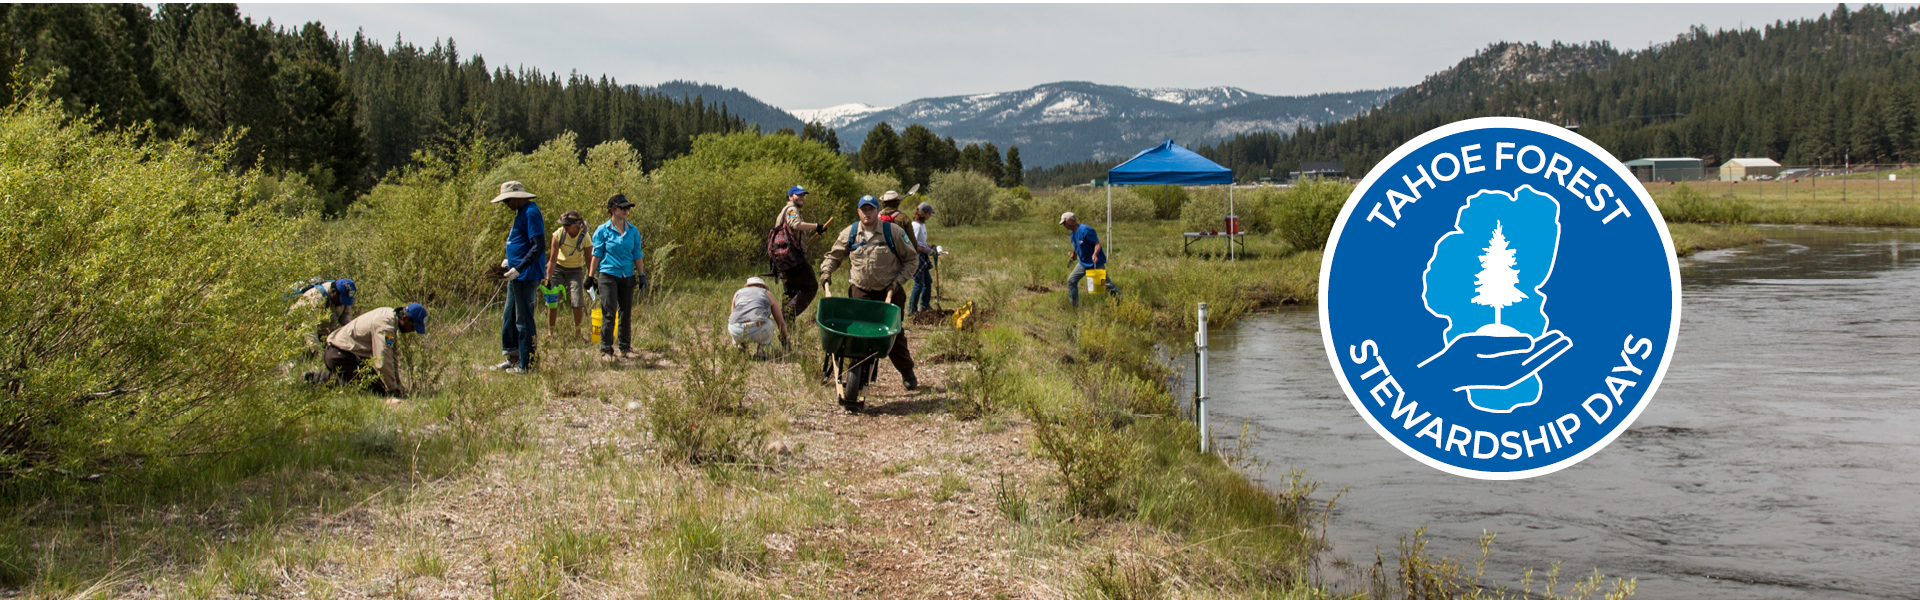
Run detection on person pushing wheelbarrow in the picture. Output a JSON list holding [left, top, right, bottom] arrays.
[[818, 195, 922, 411]]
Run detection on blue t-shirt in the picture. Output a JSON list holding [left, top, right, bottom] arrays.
[[1071, 224, 1105, 268], [592, 221, 644, 277], [505, 203, 546, 282]]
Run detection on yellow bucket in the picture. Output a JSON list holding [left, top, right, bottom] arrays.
[[1084, 269, 1108, 294], [590, 308, 603, 343]]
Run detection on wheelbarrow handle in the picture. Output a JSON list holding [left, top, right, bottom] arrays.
[[821, 280, 832, 298]]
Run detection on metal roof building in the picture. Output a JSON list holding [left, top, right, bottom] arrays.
[[1719, 158, 1783, 181], [1624, 158, 1705, 183]]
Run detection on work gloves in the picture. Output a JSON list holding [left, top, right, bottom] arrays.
[[586, 275, 598, 289], [501, 259, 511, 268], [503, 268, 520, 280]]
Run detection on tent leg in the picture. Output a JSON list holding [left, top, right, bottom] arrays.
[[1106, 184, 1113, 261]]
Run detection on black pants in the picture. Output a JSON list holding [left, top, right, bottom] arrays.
[[778, 262, 818, 321], [322, 345, 388, 394], [597, 274, 636, 351], [850, 283, 914, 379]]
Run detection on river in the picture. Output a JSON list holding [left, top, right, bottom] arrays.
[[1190, 225, 1920, 599]]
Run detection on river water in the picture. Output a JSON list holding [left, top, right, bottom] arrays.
[[1191, 225, 1920, 599]]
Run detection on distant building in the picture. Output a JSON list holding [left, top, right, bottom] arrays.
[[1291, 161, 1345, 181], [1624, 158, 1705, 183], [1719, 158, 1783, 181]]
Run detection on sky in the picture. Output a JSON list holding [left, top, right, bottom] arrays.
[[237, 3, 1875, 111]]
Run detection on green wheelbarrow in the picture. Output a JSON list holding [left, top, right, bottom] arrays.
[[815, 284, 901, 410]]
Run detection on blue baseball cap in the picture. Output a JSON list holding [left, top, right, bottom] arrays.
[[334, 279, 356, 306], [403, 303, 428, 334], [787, 185, 808, 196], [858, 195, 878, 209]]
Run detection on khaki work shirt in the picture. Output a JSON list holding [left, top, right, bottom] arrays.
[[776, 202, 810, 244], [326, 307, 405, 394], [820, 220, 918, 291]]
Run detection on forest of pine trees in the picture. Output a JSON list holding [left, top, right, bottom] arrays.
[[0, 3, 744, 212], [1202, 4, 1920, 181], [851, 122, 1024, 191]]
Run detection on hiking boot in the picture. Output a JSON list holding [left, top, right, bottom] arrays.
[[490, 360, 515, 371], [599, 348, 618, 362], [620, 348, 642, 360], [902, 373, 919, 391], [506, 366, 532, 374]]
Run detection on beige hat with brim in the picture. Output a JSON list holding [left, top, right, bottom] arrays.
[[746, 277, 767, 288], [491, 181, 537, 203], [879, 190, 903, 204]]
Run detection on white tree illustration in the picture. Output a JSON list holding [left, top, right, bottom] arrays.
[[1471, 221, 1527, 324]]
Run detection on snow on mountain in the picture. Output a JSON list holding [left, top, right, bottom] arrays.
[[1132, 86, 1262, 107], [788, 103, 891, 129]]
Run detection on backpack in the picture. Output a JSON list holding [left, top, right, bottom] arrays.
[[845, 220, 896, 254], [767, 219, 808, 272]]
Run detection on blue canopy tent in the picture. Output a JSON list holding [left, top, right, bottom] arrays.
[[1105, 140, 1237, 258]]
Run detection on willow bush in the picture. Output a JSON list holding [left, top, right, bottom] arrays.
[[0, 99, 317, 478], [929, 169, 998, 226], [1268, 179, 1351, 251], [649, 133, 856, 274]]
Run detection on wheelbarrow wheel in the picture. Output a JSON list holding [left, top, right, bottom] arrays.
[[840, 366, 864, 410]]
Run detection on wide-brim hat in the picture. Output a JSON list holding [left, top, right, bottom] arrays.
[[746, 276, 767, 288], [491, 181, 537, 203], [879, 190, 903, 205]]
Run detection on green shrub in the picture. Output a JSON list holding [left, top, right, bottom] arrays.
[[988, 188, 1028, 222], [1268, 179, 1351, 250], [930, 169, 999, 226], [649, 132, 859, 274], [349, 134, 512, 306], [1658, 184, 1756, 224], [642, 331, 767, 464], [0, 98, 317, 478], [1037, 188, 1155, 223], [1179, 192, 1227, 233], [1023, 389, 1136, 517], [1134, 185, 1189, 220], [856, 170, 901, 198]]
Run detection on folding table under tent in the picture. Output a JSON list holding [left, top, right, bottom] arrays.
[[1105, 140, 1241, 260]]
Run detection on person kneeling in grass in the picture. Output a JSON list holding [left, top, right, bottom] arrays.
[[307, 303, 428, 398], [728, 276, 789, 357]]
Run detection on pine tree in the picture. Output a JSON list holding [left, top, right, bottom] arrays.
[[1004, 146, 1024, 187], [1471, 222, 1527, 325], [860, 122, 901, 177]]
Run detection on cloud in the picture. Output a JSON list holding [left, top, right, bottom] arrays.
[[239, 3, 1862, 110]]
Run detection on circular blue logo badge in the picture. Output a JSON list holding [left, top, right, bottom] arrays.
[[1320, 117, 1680, 479]]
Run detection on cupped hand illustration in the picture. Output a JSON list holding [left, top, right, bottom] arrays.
[[1416, 328, 1573, 392]]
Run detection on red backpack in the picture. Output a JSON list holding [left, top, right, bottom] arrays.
[[767, 220, 807, 273]]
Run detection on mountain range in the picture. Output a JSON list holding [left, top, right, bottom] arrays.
[[645, 80, 1400, 168]]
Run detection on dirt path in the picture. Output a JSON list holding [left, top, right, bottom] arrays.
[[189, 324, 1074, 599]]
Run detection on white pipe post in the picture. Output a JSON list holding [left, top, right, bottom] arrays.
[[1196, 302, 1209, 454]]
